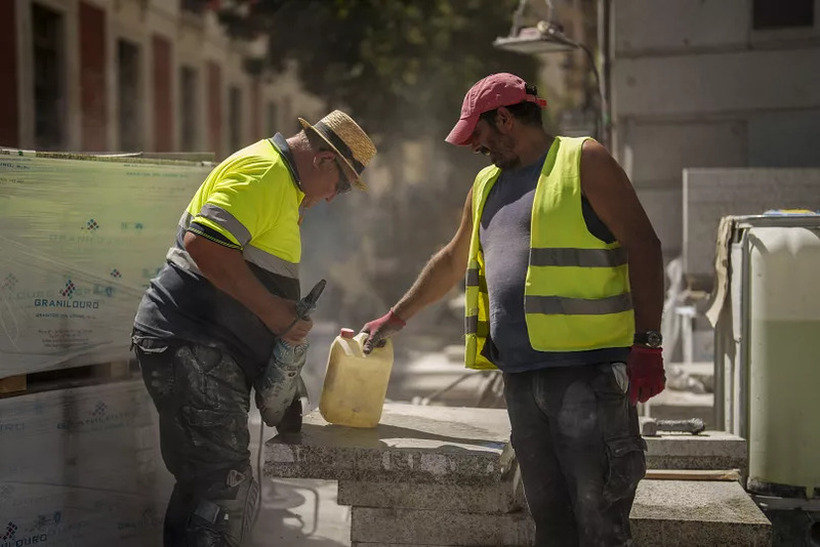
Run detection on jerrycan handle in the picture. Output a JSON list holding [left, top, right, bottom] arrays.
[[355, 331, 391, 359], [337, 328, 364, 358], [352, 332, 370, 358]]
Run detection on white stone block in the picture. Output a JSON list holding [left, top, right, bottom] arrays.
[[614, 0, 749, 55], [619, 121, 747, 185], [635, 187, 683, 260], [683, 168, 820, 275], [613, 48, 820, 118]]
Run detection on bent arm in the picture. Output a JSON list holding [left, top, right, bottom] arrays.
[[392, 188, 474, 321], [580, 140, 663, 333], [183, 231, 301, 336]]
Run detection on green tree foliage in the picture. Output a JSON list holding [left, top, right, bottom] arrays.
[[209, 0, 541, 329], [218, 0, 539, 144]]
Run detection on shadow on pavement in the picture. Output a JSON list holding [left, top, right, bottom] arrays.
[[250, 479, 350, 547]]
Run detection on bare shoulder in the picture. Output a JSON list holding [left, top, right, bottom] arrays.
[[579, 138, 658, 246], [579, 138, 633, 197], [580, 139, 620, 181], [581, 138, 610, 157]]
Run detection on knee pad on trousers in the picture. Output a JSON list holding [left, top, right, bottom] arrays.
[[183, 469, 260, 547]]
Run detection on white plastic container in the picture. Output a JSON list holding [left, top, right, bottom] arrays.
[[319, 328, 393, 428], [748, 225, 820, 494]]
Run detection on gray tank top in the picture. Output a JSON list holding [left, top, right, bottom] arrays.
[[479, 150, 629, 373]]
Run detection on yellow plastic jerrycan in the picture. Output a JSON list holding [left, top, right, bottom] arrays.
[[319, 328, 393, 428]]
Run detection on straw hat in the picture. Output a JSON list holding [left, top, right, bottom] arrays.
[[298, 110, 377, 190]]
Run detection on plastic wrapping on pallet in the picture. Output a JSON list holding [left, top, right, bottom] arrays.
[[0, 379, 171, 546], [0, 150, 210, 375]]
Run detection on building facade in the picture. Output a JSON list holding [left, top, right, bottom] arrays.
[[611, 0, 820, 269], [1, 0, 325, 158]]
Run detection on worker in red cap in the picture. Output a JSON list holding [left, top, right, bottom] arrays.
[[361, 73, 664, 546]]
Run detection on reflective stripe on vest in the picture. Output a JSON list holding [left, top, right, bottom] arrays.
[[530, 247, 627, 268], [464, 256, 495, 370], [525, 293, 632, 315], [177, 209, 300, 282], [463, 136, 634, 369]]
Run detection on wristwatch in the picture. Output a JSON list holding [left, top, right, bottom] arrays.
[[634, 330, 663, 348]]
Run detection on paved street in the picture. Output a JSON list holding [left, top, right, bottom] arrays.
[[249, 409, 351, 547]]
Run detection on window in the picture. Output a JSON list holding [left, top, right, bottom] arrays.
[[181, 0, 207, 15], [32, 3, 65, 150], [753, 0, 814, 30], [266, 101, 278, 135], [228, 86, 242, 151], [118, 39, 142, 151], [180, 66, 199, 151]]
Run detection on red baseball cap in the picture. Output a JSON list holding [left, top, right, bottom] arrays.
[[445, 73, 547, 146]]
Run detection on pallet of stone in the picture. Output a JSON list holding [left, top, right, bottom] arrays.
[[0, 359, 136, 397], [0, 378, 170, 546]]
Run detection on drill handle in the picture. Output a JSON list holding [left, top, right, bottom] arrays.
[[295, 279, 326, 320]]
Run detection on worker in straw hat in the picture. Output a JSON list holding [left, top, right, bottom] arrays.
[[360, 73, 665, 545], [132, 110, 376, 546]]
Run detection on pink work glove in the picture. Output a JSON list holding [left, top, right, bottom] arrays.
[[626, 345, 665, 405], [361, 309, 406, 354]]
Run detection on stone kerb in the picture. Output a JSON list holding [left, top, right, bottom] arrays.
[[337, 478, 525, 514], [265, 404, 749, 486], [265, 404, 515, 487], [347, 480, 772, 547], [630, 480, 772, 546], [644, 431, 748, 476], [265, 404, 769, 547]]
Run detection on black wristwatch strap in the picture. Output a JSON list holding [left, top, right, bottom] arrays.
[[634, 330, 663, 348]]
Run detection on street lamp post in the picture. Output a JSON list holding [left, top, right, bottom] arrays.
[[492, 0, 610, 150]]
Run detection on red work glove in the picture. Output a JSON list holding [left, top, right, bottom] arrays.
[[361, 309, 406, 354], [626, 345, 665, 405]]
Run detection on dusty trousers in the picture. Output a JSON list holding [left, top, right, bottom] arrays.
[[503, 362, 646, 547], [134, 338, 259, 547]]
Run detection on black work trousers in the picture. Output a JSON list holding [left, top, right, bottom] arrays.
[[503, 362, 646, 547], [134, 338, 258, 547]]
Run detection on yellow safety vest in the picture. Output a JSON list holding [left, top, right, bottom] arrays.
[[464, 136, 634, 370]]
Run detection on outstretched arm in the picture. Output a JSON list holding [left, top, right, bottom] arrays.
[[362, 188, 474, 352], [394, 188, 475, 320]]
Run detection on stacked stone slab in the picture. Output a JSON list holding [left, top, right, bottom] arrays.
[[643, 428, 749, 477], [265, 403, 770, 546], [347, 481, 771, 547]]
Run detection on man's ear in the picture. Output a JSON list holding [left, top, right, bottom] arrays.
[[313, 151, 336, 170], [496, 107, 514, 132]]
